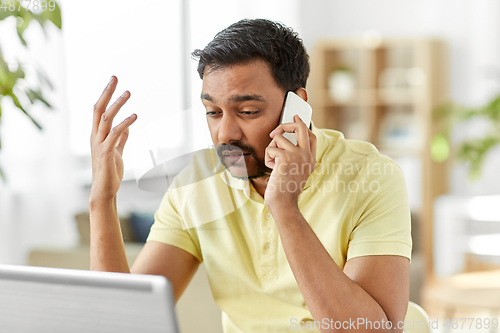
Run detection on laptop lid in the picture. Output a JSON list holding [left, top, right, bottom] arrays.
[[0, 265, 179, 333]]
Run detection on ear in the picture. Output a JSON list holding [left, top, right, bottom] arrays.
[[294, 87, 308, 102]]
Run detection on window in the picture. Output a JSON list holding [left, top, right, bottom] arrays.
[[62, 0, 184, 181]]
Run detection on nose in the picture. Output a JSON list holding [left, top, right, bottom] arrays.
[[217, 112, 243, 144]]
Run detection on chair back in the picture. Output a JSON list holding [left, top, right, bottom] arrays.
[[403, 301, 432, 333]]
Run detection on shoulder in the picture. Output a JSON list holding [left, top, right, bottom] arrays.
[[313, 126, 401, 178]]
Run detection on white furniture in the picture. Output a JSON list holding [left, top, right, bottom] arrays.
[[404, 302, 432, 333], [433, 194, 500, 277]]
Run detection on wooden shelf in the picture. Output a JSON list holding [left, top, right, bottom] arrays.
[[378, 146, 422, 157], [318, 88, 424, 107], [309, 38, 449, 282]]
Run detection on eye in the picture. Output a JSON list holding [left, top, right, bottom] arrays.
[[206, 111, 221, 117], [240, 111, 259, 116]]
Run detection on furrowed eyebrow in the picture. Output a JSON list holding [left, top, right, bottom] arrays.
[[200, 93, 266, 104], [200, 93, 213, 102], [228, 94, 266, 103]]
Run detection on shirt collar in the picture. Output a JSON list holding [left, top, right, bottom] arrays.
[[219, 169, 251, 197]]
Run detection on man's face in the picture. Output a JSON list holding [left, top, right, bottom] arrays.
[[201, 60, 286, 180]]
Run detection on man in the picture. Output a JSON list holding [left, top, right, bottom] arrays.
[[90, 19, 411, 332]]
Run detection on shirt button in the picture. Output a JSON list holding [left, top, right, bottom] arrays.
[[266, 213, 272, 220], [264, 243, 271, 251]]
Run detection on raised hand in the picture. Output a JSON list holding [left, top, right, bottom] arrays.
[[90, 76, 137, 202]]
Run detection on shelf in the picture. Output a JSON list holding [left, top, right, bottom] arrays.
[[309, 37, 449, 280], [317, 88, 425, 108], [318, 88, 375, 107], [378, 146, 422, 157]]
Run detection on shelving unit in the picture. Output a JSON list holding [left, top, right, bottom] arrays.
[[308, 38, 449, 280]]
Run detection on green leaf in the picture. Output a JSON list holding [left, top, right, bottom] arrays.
[[15, 11, 34, 47], [0, 62, 16, 96], [0, 47, 7, 65], [16, 29, 27, 46], [8, 91, 42, 130], [32, 12, 47, 30], [457, 135, 500, 180], [0, 49, 10, 87], [0, 164, 5, 183], [25, 88, 51, 108], [32, 1, 62, 31], [0, 2, 14, 21], [0, 63, 9, 88], [41, 1, 62, 29], [14, 62, 25, 79], [0, 1, 61, 181], [479, 95, 500, 121], [35, 66, 54, 90], [432, 102, 452, 121], [431, 134, 450, 163]]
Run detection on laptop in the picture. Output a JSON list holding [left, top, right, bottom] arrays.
[[0, 264, 179, 333]]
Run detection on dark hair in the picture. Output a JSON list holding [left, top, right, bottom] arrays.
[[192, 19, 310, 92]]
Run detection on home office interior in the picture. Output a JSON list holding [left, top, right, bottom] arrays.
[[1, 1, 500, 332]]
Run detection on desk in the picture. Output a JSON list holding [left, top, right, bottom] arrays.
[[424, 270, 500, 310], [423, 270, 500, 333]]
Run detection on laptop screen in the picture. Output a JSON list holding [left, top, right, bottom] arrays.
[[0, 265, 179, 333]]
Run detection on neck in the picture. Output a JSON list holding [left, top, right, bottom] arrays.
[[250, 174, 270, 198]]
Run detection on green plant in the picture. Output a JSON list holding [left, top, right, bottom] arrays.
[[328, 64, 352, 74], [433, 94, 500, 180], [0, 0, 61, 181]]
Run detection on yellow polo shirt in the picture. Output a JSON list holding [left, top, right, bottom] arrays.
[[147, 123, 412, 333]]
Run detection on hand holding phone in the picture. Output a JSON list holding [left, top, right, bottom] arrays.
[[278, 91, 313, 145]]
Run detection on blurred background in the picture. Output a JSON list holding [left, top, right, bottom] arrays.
[[1, 0, 500, 332]]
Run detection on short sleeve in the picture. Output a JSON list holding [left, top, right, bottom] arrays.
[[347, 155, 412, 261], [146, 189, 203, 262]]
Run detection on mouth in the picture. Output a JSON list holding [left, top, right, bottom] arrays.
[[222, 152, 250, 165], [222, 152, 250, 156]]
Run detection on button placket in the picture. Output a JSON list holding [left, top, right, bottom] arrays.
[[262, 211, 273, 252], [261, 210, 274, 252], [260, 208, 277, 279]]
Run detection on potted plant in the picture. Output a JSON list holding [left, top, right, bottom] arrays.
[[0, 0, 62, 181], [432, 94, 500, 180]]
